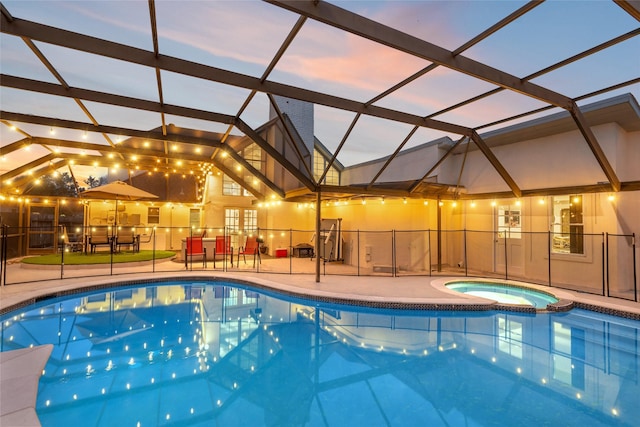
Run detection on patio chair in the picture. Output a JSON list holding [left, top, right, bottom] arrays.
[[213, 235, 233, 268], [115, 229, 139, 253], [185, 236, 207, 269], [237, 236, 261, 267], [89, 228, 113, 254]]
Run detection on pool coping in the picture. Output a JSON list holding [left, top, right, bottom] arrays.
[[2, 273, 639, 320], [0, 344, 53, 427], [430, 277, 576, 313]]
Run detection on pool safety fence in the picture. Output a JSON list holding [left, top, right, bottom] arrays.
[[0, 225, 637, 302]]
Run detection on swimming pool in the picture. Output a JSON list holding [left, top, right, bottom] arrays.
[[1, 280, 638, 426], [445, 281, 559, 308]]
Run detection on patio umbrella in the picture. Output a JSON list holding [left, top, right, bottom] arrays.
[[81, 181, 158, 227]]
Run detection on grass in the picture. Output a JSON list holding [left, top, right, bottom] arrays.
[[21, 250, 176, 265]]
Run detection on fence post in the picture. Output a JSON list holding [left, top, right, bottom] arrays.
[[357, 230, 360, 277], [548, 231, 552, 287], [392, 230, 396, 278], [603, 232, 607, 297], [463, 229, 468, 276], [110, 226, 114, 276], [633, 233, 637, 302], [188, 227, 193, 271], [289, 229, 293, 274], [504, 232, 508, 280], [428, 229, 432, 277], [152, 228, 156, 273], [60, 234, 65, 280], [0, 225, 4, 287]]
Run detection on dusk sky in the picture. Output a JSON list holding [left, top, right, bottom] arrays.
[[1, 0, 638, 181]]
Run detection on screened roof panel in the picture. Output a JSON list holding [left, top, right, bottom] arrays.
[[33, 43, 159, 101], [79, 101, 162, 132], [155, 1, 296, 78], [3, 0, 153, 50], [313, 105, 360, 153], [162, 114, 235, 137], [160, 70, 253, 116], [0, 87, 91, 122], [403, 127, 453, 152], [462, 1, 639, 78], [333, 0, 529, 52], [3, 144, 49, 165], [531, 39, 640, 99], [333, 115, 420, 166], [0, 34, 60, 84], [271, 19, 428, 102], [0, 122, 26, 147], [372, 67, 498, 118], [435, 90, 551, 130], [238, 92, 272, 131], [6, 123, 112, 149]]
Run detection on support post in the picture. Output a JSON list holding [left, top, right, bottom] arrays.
[[437, 198, 442, 272], [315, 190, 321, 283]]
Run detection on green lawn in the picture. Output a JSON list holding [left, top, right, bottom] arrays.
[[21, 250, 176, 265]]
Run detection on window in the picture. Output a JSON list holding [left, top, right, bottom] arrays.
[[244, 145, 263, 172], [225, 208, 240, 233], [189, 208, 200, 229], [552, 321, 585, 388], [223, 174, 241, 196], [497, 315, 522, 359], [497, 205, 521, 239], [243, 209, 258, 234], [147, 207, 160, 224], [313, 149, 340, 185], [551, 195, 583, 254]]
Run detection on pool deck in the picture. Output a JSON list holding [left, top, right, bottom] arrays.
[[1, 269, 639, 426]]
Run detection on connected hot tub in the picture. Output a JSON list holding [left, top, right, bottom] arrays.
[[445, 281, 560, 309]]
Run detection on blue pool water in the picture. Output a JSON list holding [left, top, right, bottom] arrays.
[[1, 280, 638, 426], [445, 281, 559, 308]]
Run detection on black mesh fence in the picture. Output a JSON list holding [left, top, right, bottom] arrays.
[[1, 224, 637, 302]]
